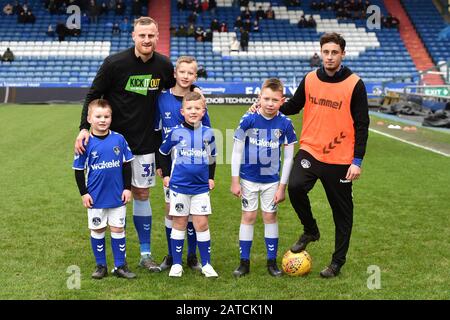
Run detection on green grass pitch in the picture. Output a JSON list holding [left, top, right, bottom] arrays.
[[0, 104, 449, 300]]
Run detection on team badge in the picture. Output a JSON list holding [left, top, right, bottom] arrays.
[[252, 128, 259, 135], [91, 151, 98, 159], [242, 198, 249, 208], [274, 129, 282, 139], [164, 112, 171, 119], [300, 159, 311, 169], [113, 146, 120, 156], [175, 203, 184, 212], [92, 217, 101, 226], [180, 139, 187, 147]]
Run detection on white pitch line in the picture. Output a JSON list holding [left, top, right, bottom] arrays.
[[369, 128, 450, 158]]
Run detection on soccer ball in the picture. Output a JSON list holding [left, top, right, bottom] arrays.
[[281, 250, 312, 276]]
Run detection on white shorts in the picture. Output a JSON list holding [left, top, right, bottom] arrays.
[[241, 179, 279, 213], [88, 206, 126, 230], [163, 186, 170, 203], [131, 153, 156, 188], [169, 190, 212, 216]]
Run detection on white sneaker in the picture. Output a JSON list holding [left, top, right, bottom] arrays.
[[169, 264, 183, 277], [201, 263, 219, 278]]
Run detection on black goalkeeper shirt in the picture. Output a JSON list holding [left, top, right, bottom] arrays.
[[79, 47, 175, 155]]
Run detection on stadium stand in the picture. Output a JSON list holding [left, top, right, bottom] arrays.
[[0, 0, 447, 90]]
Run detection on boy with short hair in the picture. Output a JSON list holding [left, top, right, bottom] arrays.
[[155, 55, 211, 272], [230, 78, 297, 277], [159, 91, 218, 278], [73, 99, 136, 279]]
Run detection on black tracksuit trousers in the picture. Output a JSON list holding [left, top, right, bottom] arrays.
[[288, 149, 354, 266]]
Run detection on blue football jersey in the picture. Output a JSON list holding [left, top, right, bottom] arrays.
[[159, 124, 216, 195], [234, 111, 297, 183], [72, 131, 134, 209], [155, 89, 211, 135]]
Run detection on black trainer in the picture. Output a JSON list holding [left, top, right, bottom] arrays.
[[320, 262, 341, 278], [187, 253, 202, 271], [233, 259, 250, 278], [160, 255, 173, 271], [91, 265, 108, 279], [267, 259, 282, 277], [112, 264, 136, 279], [290, 231, 320, 253]]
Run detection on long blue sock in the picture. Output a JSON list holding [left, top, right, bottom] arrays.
[[264, 223, 279, 260], [187, 220, 197, 256], [196, 230, 211, 266], [239, 224, 254, 260], [165, 217, 173, 257], [90, 231, 106, 266], [111, 231, 126, 268], [171, 228, 185, 265], [133, 199, 152, 255]]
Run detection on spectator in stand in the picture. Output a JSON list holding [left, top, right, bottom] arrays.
[[112, 22, 120, 34], [3, 3, 13, 15], [26, 10, 35, 24], [230, 35, 240, 52], [195, 26, 204, 42], [2, 48, 15, 62], [197, 66, 208, 79], [298, 15, 307, 28], [187, 23, 195, 37], [265, 5, 275, 19], [252, 20, 260, 32], [120, 17, 131, 33], [201, 0, 208, 12], [307, 15, 316, 28], [234, 16, 243, 30], [170, 25, 177, 36], [132, 0, 142, 16], [241, 7, 251, 20], [309, 52, 321, 68], [56, 21, 67, 42], [240, 27, 249, 51], [256, 6, 265, 20], [47, 24, 55, 37], [17, 11, 26, 23], [219, 22, 228, 32], [187, 10, 197, 24], [239, 0, 249, 6], [210, 18, 220, 32], [115, 0, 125, 15], [177, 24, 187, 37], [243, 18, 251, 32], [209, 0, 217, 16], [203, 28, 213, 42], [88, 0, 100, 24], [100, 2, 108, 15]]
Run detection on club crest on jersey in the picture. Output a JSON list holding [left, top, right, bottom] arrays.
[[274, 129, 282, 139], [252, 128, 259, 135], [113, 146, 120, 156], [92, 217, 101, 226], [301, 159, 311, 169], [179, 140, 187, 147], [91, 151, 99, 159], [164, 112, 171, 119], [175, 203, 184, 212]]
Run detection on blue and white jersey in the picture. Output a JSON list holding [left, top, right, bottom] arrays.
[[159, 124, 216, 195], [234, 111, 297, 183], [155, 89, 211, 135], [72, 131, 134, 209]]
